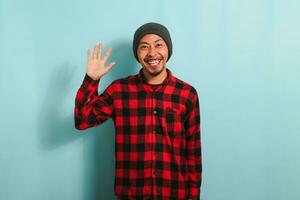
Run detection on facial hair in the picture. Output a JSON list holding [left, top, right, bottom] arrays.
[[144, 65, 165, 77], [143, 53, 165, 77]]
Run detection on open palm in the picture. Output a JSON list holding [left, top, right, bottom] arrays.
[[86, 43, 116, 80]]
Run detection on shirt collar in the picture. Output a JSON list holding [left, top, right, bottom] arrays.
[[137, 68, 175, 85]]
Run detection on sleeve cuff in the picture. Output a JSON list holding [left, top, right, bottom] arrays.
[[83, 73, 100, 86]]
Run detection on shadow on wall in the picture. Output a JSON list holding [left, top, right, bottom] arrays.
[[38, 39, 140, 200], [37, 62, 79, 151]]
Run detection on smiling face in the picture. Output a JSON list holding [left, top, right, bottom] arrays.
[[137, 34, 169, 77]]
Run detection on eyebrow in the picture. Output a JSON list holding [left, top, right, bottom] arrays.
[[139, 39, 163, 45]]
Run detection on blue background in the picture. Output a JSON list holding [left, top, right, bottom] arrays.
[[1, 0, 299, 199]]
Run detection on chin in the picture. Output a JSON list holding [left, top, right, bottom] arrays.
[[144, 65, 165, 76]]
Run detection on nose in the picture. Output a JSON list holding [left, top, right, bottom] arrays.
[[147, 46, 156, 57]]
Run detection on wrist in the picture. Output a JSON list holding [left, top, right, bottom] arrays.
[[87, 74, 100, 81]]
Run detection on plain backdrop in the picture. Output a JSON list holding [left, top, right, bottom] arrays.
[[0, 0, 299, 199]]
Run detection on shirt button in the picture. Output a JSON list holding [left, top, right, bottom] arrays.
[[153, 110, 157, 115]]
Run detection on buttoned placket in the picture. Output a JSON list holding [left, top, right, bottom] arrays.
[[150, 84, 164, 199], [140, 71, 169, 199], [151, 88, 157, 197], [143, 84, 161, 198]]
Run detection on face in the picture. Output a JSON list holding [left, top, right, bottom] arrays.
[[137, 34, 169, 77]]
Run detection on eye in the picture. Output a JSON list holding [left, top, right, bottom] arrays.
[[156, 43, 163, 47], [139, 45, 148, 49]]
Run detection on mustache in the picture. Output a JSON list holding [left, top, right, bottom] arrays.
[[144, 54, 163, 62]]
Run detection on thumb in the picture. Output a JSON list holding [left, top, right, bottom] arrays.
[[104, 62, 116, 74]]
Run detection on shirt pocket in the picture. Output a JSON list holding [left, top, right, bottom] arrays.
[[164, 108, 184, 138]]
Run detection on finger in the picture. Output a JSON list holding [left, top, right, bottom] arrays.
[[98, 43, 103, 59], [103, 47, 112, 63], [96, 43, 102, 59], [87, 49, 91, 63], [93, 44, 98, 60], [104, 62, 116, 73]]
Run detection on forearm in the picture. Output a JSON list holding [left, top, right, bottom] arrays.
[[186, 129, 202, 200], [74, 74, 101, 130], [185, 89, 202, 199]]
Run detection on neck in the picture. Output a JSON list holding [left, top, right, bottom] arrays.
[[143, 68, 168, 85]]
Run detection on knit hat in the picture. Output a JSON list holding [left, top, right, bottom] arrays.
[[133, 22, 173, 62]]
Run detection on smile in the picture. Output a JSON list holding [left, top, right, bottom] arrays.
[[146, 59, 161, 66]]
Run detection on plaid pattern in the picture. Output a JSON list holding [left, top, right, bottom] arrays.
[[74, 68, 202, 200]]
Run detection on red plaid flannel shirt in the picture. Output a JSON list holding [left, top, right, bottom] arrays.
[[74, 68, 202, 200]]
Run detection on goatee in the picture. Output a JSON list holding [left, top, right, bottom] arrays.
[[145, 66, 165, 77]]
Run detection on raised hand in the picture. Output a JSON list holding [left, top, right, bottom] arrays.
[[86, 43, 116, 80]]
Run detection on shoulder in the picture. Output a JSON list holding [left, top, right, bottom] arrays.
[[110, 73, 139, 86], [172, 75, 200, 113], [172, 75, 199, 98], [105, 73, 139, 93]]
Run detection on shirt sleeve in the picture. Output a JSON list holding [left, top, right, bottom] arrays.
[[185, 88, 202, 200], [74, 73, 114, 130]]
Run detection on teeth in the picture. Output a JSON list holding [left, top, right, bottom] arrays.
[[147, 59, 160, 66]]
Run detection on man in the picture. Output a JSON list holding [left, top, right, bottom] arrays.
[[74, 22, 202, 200]]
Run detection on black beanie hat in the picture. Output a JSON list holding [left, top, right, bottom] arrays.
[[133, 22, 173, 62]]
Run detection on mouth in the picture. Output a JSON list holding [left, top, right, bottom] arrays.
[[145, 58, 162, 67]]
